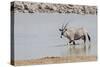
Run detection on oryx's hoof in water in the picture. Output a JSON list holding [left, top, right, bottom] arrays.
[[59, 23, 91, 48]]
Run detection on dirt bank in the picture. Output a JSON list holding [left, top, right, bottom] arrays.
[[11, 1, 97, 15]]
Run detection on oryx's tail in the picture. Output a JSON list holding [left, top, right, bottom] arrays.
[[87, 33, 91, 42]]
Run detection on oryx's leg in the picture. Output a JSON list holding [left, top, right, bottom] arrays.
[[69, 40, 72, 43], [82, 35, 86, 49], [69, 40, 76, 45], [72, 40, 76, 48], [69, 40, 73, 45], [67, 42, 70, 45], [67, 40, 71, 45], [73, 40, 75, 45], [83, 35, 86, 44], [87, 33, 91, 49], [68, 40, 74, 48]]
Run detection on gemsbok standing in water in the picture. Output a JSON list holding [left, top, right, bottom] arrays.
[[59, 23, 91, 49]]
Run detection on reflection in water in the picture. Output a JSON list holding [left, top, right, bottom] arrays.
[[56, 44, 92, 57], [68, 45, 90, 56], [15, 43, 96, 60]]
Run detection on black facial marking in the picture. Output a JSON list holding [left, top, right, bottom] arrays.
[[59, 29, 62, 31]]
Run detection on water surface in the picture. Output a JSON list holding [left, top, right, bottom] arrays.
[[14, 13, 97, 60]]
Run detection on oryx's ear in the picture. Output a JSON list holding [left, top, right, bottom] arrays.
[[59, 29, 62, 31], [65, 29, 67, 31]]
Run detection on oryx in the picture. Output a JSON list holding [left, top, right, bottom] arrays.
[[59, 23, 91, 48]]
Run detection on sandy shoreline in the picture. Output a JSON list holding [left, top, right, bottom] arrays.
[[14, 55, 97, 66]]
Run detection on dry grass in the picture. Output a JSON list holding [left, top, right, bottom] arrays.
[[14, 55, 97, 66]]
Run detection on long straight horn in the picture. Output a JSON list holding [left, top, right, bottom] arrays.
[[62, 24, 64, 29], [64, 22, 69, 29]]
